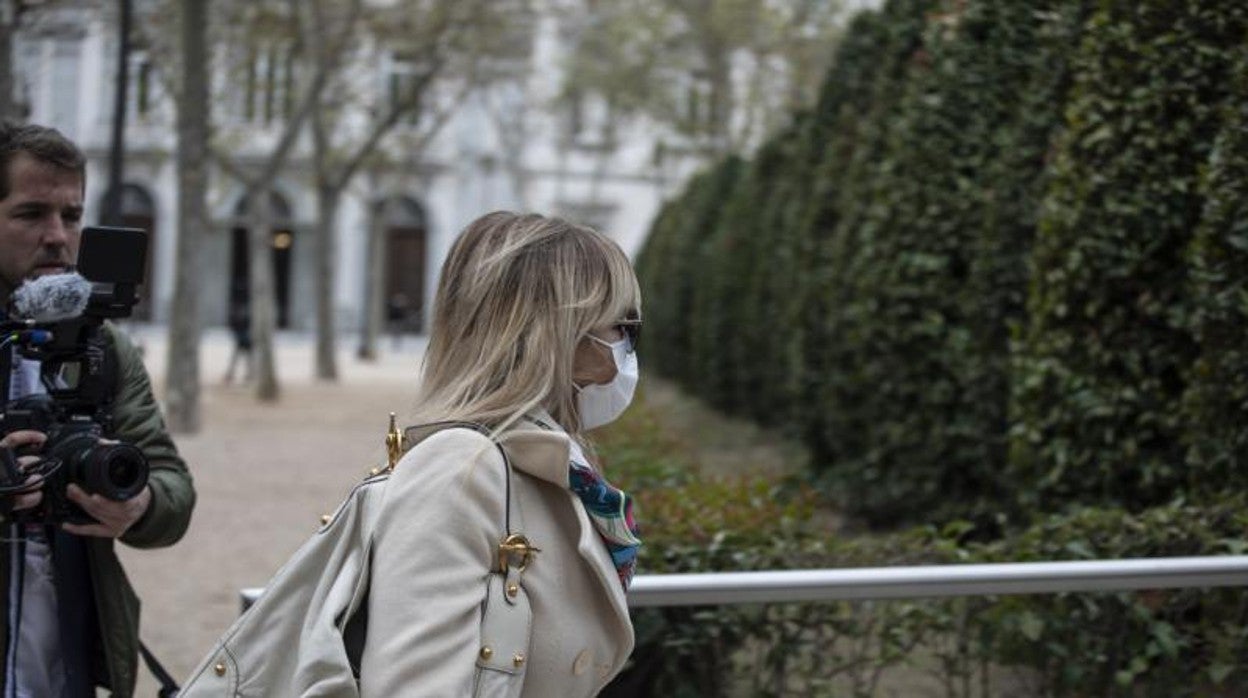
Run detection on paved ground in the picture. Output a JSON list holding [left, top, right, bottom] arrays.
[[114, 325, 429, 693]]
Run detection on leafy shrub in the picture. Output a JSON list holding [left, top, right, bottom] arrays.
[[598, 402, 1248, 696], [1180, 50, 1248, 500], [597, 398, 960, 697], [807, 0, 1090, 527], [707, 119, 812, 420], [635, 157, 744, 387], [801, 0, 934, 481], [636, 0, 1248, 527], [1008, 1, 1248, 514], [968, 496, 1248, 696], [629, 0, 1248, 690]]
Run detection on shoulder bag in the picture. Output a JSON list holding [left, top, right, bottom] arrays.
[[179, 421, 536, 697]]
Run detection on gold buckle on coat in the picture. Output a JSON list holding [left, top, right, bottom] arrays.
[[498, 534, 540, 573]]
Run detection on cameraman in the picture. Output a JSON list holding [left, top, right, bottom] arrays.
[[0, 122, 195, 697]]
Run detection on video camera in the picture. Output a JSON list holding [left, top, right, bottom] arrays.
[[0, 226, 150, 524]]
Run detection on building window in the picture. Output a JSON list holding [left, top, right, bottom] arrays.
[[240, 43, 294, 124], [130, 50, 153, 118], [49, 39, 80, 138], [479, 13, 534, 79], [681, 68, 715, 135], [386, 51, 426, 124]]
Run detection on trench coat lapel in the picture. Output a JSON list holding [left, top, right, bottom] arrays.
[[499, 425, 633, 634]]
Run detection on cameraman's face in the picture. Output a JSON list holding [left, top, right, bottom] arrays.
[[0, 153, 83, 298]]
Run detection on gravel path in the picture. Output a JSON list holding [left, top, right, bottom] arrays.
[[115, 326, 428, 694]]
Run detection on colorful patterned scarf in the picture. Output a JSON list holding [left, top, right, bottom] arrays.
[[568, 457, 642, 589]]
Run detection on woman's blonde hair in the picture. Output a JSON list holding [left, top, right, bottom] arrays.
[[412, 211, 640, 435]]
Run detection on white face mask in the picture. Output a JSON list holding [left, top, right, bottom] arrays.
[[575, 336, 639, 431]]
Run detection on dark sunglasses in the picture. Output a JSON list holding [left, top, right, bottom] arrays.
[[616, 319, 642, 354]]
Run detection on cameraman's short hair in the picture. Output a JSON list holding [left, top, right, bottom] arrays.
[[0, 121, 85, 200]]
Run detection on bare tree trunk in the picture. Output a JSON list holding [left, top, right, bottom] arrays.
[[356, 197, 387, 361], [248, 190, 280, 401], [0, 1, 17, 122], [313, 183, 339, 379], [103, 0, 133, 225], [164, 0, 209, 433]]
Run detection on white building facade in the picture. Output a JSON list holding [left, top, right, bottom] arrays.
[[12, 1, 706, 333]]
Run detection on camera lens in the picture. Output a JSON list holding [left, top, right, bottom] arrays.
[[78, 443, 148, 501], [108, 458, 141, 490]]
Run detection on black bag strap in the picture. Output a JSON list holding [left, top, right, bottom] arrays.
[[139, 640, 179, 698]]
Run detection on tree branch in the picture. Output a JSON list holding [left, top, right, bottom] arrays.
[[215, 0, 365, 188]]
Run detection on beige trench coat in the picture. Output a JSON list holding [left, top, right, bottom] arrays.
[[359, 419, 635, 697]]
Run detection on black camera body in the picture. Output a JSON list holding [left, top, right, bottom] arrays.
[[0, 226, 150, 524], [1, 394, 148, 523]]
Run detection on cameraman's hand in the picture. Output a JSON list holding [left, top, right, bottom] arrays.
[[1, 430, 46, 512], [61, 484, 151, 538]]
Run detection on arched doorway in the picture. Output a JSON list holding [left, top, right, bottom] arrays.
[[100, 183, 157, 320], [383, 197, 427, 334], [230, 191, 296, 329]]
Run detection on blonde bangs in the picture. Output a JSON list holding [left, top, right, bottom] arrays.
[[573, 227, 642, 329]]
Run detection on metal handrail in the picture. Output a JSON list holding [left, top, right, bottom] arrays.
[[239, 555, 1248, 612]]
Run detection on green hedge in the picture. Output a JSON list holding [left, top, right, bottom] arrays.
[[808, 0, 1091, 527], [802, 0, 933, 480], [971, 497, 1248, 696], [635, 0, 1248, 526], [1008, 1, 1248, 514], [721, 120, 812, 420], [1180, 48, 1248, 501], [596, 404, 960, 697], [598, 403, 1248, 697], [635, 156, 744, 386]]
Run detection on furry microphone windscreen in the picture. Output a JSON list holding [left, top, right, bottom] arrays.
[[11, 273, 92, 322]]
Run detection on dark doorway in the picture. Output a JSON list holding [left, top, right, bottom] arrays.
[[383, 197, 427, 333], [230, 191, 295, 329], [100, 184, 157, 320]]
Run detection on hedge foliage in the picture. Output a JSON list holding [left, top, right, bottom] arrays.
[[597, 400, 1248, 696], [1009, 0, 1248, 514], [1180, 46, 1248, 501], [635, 0, 1248, 525]]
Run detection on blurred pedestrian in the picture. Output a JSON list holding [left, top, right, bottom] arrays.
[[386, 292, 409, 350], [223, 301, 252, 385]]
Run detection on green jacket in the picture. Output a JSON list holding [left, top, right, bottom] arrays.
[[0, 323, 196, 696]]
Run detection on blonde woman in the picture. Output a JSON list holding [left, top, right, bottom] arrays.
[[359, 211, 641, 696]]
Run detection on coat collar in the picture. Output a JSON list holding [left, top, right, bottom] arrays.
[[403, 414, 634, 641], [503, 410, 634, 641], [401, 414, 574, 487], [496, 412, 575, 486]]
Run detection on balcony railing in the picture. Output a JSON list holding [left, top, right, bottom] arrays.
[[240, 555, 1248, 612]]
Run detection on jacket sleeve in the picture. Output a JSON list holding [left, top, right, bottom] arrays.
[[104, 324, 197, 549], [359, 428, 509, 697]]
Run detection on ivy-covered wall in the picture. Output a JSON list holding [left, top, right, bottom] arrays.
[[636, 0, 1248, 526]]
